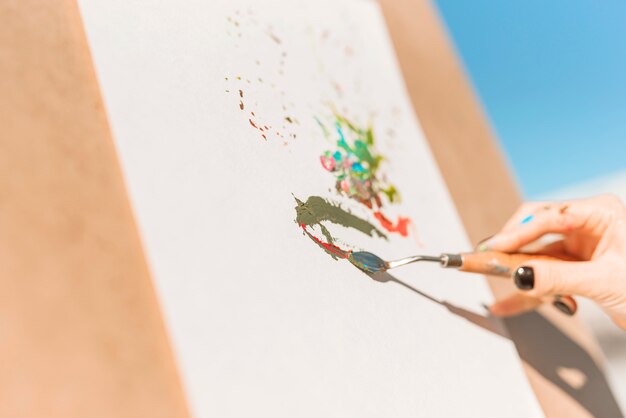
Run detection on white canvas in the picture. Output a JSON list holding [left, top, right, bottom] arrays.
[[78, 0, 544, 416]]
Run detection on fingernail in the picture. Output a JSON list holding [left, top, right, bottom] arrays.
[[520, 214, 534, 224], [514, 266, 534, 290], [475, 235, 494, 252], [552, 300, 574, 316]]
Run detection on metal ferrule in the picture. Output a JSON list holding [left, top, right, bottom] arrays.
[[440, 253, 463, 268]]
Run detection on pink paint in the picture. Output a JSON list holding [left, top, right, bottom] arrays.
[[340, 179, 351, 194], [320, 155, 335, 171]]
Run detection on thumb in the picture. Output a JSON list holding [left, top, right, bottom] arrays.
[[512, 260, 597, 298]]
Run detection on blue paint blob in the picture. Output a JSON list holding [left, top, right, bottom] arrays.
[[521, 214, 534, 225], [352, 162, 364, 172]]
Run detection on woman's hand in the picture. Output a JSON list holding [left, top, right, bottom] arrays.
[[480, 194, 626, 329]]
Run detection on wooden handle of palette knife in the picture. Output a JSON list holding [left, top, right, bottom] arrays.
[[459, 251, 578, 316]]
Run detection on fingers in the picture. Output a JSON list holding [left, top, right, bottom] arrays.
[[511, 260, 597, 298], [489, 293, 577, 317], [484, 194, 626, 319], [499, 202, 551, 232], [479, 194, 624, 253], [490, 259, 595, 317], [479, 204, 585, 253], [528, 240, 570, 259]]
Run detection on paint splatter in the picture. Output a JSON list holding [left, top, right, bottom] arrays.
[[315, 111, 412, 237], [317, 112, 393, 204], [294, 195, 386, 260], [373, 212, 410, 237], [520, 214, 534, 225], [222, 10, 303, 143], [300, 224, 352, 259], [267, 30, 282, 44], [295, 196, 386, 240]]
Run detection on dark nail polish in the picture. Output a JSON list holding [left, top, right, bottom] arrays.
[[514, 266, 534, 290], [553, 300, 574, 316]]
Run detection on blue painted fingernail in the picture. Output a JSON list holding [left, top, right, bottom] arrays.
[[521, 214, 534, 224]]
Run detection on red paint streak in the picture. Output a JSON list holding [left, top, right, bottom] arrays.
[[300, 224, 351, 259], [373, 212, 411, 237], [249, 119, 258, 129]]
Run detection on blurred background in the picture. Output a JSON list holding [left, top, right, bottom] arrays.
[[433, 0, 626, 407]]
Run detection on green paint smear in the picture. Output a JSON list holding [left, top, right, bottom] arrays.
[[295, 195, 387, 259]]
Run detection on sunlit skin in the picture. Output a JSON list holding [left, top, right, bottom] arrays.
[[482, 194, 626, 330]]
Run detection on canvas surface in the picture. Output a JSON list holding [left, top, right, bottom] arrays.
[[79, 0, 544, 416]]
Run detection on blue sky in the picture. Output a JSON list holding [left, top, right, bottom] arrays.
[[433, 1, 626, 198]]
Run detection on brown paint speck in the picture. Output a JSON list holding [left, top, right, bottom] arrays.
[[239, 101, 244, 110], [268, 31, 282, 44]]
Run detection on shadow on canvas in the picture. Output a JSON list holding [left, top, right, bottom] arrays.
[[370, 271, 624, 418]]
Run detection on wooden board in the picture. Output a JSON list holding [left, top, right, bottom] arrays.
[[0, 1, 189, 417]]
